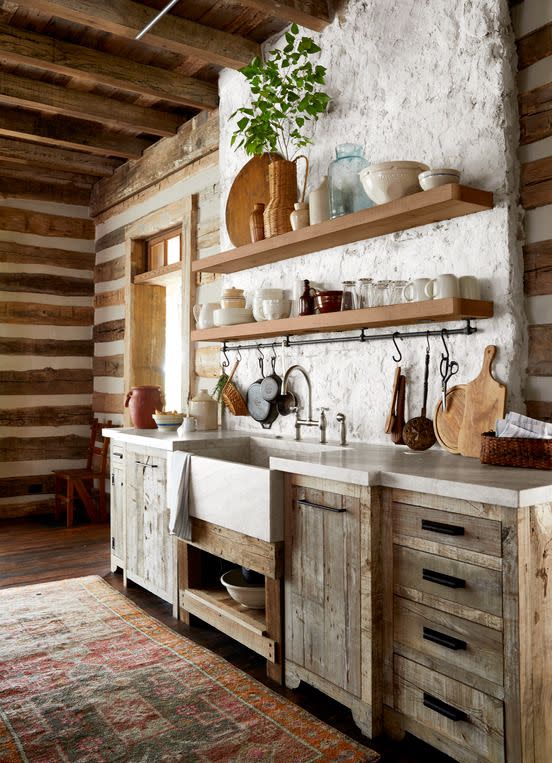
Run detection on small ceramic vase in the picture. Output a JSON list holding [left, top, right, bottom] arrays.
[[308, 176, 330, 225], [249, 203, 265, 242], [290, 202, 309, 231]]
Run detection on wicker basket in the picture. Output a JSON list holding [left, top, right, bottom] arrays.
[[480, 431, 552, 470], [222, 359, 248, 416]]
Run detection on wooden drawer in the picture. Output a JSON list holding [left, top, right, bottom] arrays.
[[393, 502, 502, 558], [394, 597, 503, 691], [394, 655, 504, 763], [394, 545, 503, 617]]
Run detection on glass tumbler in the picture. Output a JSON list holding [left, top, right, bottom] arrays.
[[372, 281, 389, 307], [357, 278, 373, 308], [341, 281, 357, 310]]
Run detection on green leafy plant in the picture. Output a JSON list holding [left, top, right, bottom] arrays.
[[231, 23, 330, 161]]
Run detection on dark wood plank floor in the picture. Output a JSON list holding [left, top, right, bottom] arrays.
[[0, 516, 455, 763]]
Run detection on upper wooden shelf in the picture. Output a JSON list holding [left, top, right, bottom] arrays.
[[193, 184, 493, 275], [191, 298, 494, 343]]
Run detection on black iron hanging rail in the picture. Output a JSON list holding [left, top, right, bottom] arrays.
[[221, 319, 476, 354]]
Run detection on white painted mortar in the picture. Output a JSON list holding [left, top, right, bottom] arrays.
[[217, 0, 525, 444]]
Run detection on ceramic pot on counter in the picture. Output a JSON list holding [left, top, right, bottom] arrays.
[[125, 385, 163, 429], [189, 389, 218, 431]]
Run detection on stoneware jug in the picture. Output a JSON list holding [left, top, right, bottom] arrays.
[[189, 390, 218, 431], [125, 385, 163, 429], [192, 302, 218, 329], [308, 175, 330, 225]]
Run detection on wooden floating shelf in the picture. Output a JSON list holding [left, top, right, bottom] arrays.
[[193, 184, 493, 275], [191, 298, 494, 343], [134, 261, 182, 285]]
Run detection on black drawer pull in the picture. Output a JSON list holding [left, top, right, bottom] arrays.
[[423, 568, 466, 589], [423, 692, 468, 722], [297, 499, 345, 513], [423, 626, 467, 651], [113, 451, 124, 459], [421, 519, 464, 536]]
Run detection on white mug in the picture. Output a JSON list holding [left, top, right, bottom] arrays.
[[403, 278, 430, 302], [425, 274, 459, 299], [459, 275, 481, 300]]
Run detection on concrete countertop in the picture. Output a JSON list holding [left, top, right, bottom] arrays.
[[103, 427, 552, 508]]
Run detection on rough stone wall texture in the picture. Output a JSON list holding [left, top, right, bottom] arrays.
[[217, 0, 524, 444]]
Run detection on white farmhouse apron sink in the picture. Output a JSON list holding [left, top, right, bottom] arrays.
[[188, 436, 342, 542]]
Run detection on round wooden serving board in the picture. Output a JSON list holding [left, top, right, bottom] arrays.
[[434, 384, 467, 454], [225, 154, 278, 247]]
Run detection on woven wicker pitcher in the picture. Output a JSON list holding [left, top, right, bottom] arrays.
[[263, 156, 308, 238]]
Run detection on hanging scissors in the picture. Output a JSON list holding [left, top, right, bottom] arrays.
[[440, 330, 459, 411]]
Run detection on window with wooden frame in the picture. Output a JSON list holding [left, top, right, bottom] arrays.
[[146, 226, 182, 272]]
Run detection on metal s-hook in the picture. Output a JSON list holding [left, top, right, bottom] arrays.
[[236, 347, 242, 362], [426, 330, 431, 356], [440, 327, 450, 362], [392, 332, 403, 363], [256, 344, 264, 375], [221, 343, 230, 369]]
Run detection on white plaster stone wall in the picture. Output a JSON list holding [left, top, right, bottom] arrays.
[[217, 0, 524, 444]]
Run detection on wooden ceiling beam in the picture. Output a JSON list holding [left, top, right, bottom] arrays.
[[235, 0, 331, 32], [15, 0, 259, 69], [0, 137, 121, 177], [0, 71, 181, 136], [0, 23, 218, 110], [0, 106, 152, 159], [0, 162, 97, 188]]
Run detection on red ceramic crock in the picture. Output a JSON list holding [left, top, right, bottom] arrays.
[[124, 386, 163, 429]]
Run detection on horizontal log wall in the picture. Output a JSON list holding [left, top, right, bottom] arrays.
[[0, 198, 94, 518], [514, 2, 552, 420], [92, 115, 220, 429]]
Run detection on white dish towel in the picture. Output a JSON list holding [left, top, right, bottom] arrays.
[[167, 451, 192, 540]]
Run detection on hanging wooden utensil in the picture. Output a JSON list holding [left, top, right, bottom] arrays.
[[385, 366, 401, 434], [391, 374, 406, 445], [403, 342, 437, 451], [434, 384, 467, 454]]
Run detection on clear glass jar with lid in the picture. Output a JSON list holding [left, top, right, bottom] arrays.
[[328, 144, 373, 219]]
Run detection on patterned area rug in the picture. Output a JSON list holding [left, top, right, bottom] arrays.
[[0, 576, 379, 762]]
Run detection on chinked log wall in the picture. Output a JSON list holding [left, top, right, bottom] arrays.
[[91, 110, 220, 426], [0, 201, 95, 518], [515, 2, 552, 421]]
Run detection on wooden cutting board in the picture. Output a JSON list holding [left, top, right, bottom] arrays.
[[225, 154, 278, 247], [457, 345, 507, 458], [434, 384, 466, 454]]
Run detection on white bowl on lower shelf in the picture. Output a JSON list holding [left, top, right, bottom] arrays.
[[213, 307, 254, 326], [220, 568, 265, 609]]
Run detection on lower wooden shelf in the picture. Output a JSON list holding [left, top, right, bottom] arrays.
[[182, 587, 275, 662], [191, 298, 494, 343]]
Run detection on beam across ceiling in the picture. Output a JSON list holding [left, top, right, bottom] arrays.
[[0, 71, 181, 136], [235, 0, 331, 32], [15, 0, 259, 69], [0, 23, 218, 110], [0, 137, 121, 176], [0, 106, 152, 159]]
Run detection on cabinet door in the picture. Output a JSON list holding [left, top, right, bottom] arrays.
[[125, 449, 173, 602], [285, 479, 361, 696], [110, 464, 125, 568]]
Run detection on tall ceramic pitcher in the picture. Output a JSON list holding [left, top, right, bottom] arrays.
[[125, 386, 163, 429], [192, 303, 217, 329]]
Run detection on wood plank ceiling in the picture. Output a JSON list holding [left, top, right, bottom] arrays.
[[0, 0, 331, 206]]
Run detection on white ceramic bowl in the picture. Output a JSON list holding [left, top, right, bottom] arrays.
[[213, 307, 253, 326], [359, 161, 429, 205], [221, 568, 265, 609], [152, 413, 184, 431], [253, 298, 291, 321], [418, 168, 461, 191]]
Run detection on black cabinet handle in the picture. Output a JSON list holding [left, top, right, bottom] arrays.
[[423, 568, 466, 589], [421, 519, 464, 536], [423, 626, 467, 651], [423, 692, 468, 722], [297, 499, 345, 513], [113, 452, 123, 459]]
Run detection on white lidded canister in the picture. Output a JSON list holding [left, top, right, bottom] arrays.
[[189, 389, 218, 430]]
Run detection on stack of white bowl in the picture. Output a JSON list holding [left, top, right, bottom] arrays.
[[252, 288, 292, 321], [213, 288, 253, 326]]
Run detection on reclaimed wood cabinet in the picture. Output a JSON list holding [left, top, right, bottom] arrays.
[[109, 442, 125, 573], [284, 473, 382, 737], [108, 442, 175, 607], [383, 488, 552, 763]]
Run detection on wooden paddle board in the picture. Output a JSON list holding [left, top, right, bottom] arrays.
[[225, 154, 279, 247], [434, 384, 466, 454], [457, 345, 507, 458]]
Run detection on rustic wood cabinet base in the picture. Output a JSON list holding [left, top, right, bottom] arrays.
[[177, 519, 284, 683]]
